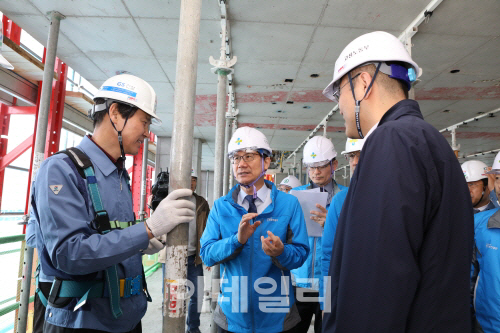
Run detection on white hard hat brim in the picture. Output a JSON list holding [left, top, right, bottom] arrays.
[[485, 169, 500, 175]]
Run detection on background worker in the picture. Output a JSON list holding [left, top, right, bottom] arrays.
[[319, 138, 364, 313], [200, 127, 309, 333], [486, 151, 500, 207], [30, 74, 196, 333], [290, 135, 346, 333], [322, 31, 473, 333], [473, 161, 500, 332], [278, 175, 302, 193], [462, 160, 496, 213]]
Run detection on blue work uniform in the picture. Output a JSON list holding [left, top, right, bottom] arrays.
[[200, 180, 309, 333], [473, 208, 500, 333], [323, 100, 474, 333], [319, 188, 348, 310], [30, 136, 150, 332], [291, 181, 346, 291]]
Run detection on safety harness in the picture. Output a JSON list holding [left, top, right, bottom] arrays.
[[39, 147, 151, 317]]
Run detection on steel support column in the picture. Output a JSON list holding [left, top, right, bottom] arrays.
[[17, 12, 65, 333], [162, 0, 202, 331], [222, 116, 231, 195], [228, 119, 237, 189]]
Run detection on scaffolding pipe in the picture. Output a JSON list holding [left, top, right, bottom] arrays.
[[17, 11, 65, 333], [299, 158, 303, 185], [229, 118, 237, 189], [139, 138, 149, 221], [162, 0, 202, 332], [206, 170, 209, 199], [293, 155, 297, 176], [209, 67, 227, 333], [223, 116, 231, 195]]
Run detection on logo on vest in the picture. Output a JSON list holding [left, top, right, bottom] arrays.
[[267, 218, 278, 222], [49, 185, 63, 195]]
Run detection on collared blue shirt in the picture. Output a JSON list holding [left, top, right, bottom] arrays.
[[237, 183, 272, 214], [30, 136, 150, 332]]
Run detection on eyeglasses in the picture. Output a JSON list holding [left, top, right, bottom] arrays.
[[344, 151, 361, 161], [308, 163, 331, 172], [231, 153, 260, 165], [332, 73, 360, 103]]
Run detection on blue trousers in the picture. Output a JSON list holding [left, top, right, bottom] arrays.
[[186, 255, 204, 331]]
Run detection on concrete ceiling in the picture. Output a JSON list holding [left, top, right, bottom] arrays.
[[1, 0, 499, 171]]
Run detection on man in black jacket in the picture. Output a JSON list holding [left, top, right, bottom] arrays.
[[321, 31, 474, 333]]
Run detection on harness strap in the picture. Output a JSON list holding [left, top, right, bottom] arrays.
[[50, 274, 146, 314], [35, 263, 48, 307]]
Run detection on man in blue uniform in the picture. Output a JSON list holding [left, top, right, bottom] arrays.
[[30, 74, 196, 333], [319, 138, 364, 313], [289, 135, 346, 333], [200, 127, 309, 333], [321, 31, 474, 332], [473, 189, 500, 332]]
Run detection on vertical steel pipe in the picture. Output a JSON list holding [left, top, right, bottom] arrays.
[[228, 119, 237, 189], [163, 0, 202, 332], [209, 69, 228, 333], [17, 11, 65, 333], [222, 117, 231, 195], [139, 138, 149, 221], [213, 74, 227, 201]]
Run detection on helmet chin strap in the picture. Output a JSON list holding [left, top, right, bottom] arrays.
[[349, 62, 382, 139], [237, 155, 267, 199], [107, 100, 133, 160]]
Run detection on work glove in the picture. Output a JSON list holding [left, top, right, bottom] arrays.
[[145, 188, 195, 237], [142, 234, 166, 255]]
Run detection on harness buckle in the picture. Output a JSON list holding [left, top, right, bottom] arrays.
[[91, 210, 111, 234], [124, 275, 142, 298]]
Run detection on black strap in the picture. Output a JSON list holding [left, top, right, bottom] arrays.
[[56, 147, 93, 179]]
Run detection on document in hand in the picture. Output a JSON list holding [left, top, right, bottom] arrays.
[[290, 189, 328, 237]]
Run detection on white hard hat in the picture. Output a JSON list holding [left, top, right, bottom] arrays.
[[323, 31, 420, 101], [227, 127, 272, 157], [485, 151, 500, 175], [462, 160, 488, 182], [191, 168, 198, 178], [279, 175, 302, 189], [341, 138, 365, 155], [91, 74, 161, 125], [303, 136, 337, 166], [0, 20, 14, 70]]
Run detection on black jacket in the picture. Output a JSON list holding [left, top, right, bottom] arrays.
[[323, 99, 474, 333]]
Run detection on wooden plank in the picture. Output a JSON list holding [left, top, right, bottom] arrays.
[[3, 37, 58, 82], [65, 91, 94, 116]]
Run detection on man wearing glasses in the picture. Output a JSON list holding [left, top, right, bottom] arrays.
[[319, 138, 364, 314], [289, 135, 346, 333], [200, 126, 309, 333], [462, 160, 496, 214]]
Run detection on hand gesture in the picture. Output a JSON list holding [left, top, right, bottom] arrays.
[[261, 230, 284, 257], [237, 213, 261, 245], [310, 204, 328, 228]]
